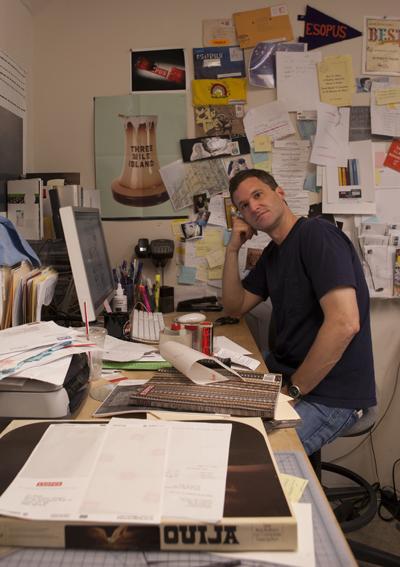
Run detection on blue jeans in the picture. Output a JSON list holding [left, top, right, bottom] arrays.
[[293, 399, 360, 455]]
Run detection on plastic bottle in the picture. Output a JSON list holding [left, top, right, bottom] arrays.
[[113, 283, 128, 312]]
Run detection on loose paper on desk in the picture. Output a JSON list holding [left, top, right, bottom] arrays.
[[275, 392, 302, 425], [159, 341, 241, 385], [0, 419, 232, 524], [0, 321, 81, 356], [214, 335, 252, 356], [10, 356, 72, 386], [280, 473, 308, 503], [103, 335, 165, 363], [0, 342, 96, 381], [215, 347, 260, 371], [310, 103, 350, 167], [276, 50, 322, 112], [217, 502, 315, 567]]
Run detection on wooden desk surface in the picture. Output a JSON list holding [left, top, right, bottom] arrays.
[[76, 313, 305, 455]]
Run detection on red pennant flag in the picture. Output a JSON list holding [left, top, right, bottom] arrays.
[[298, 5, 362, 50]]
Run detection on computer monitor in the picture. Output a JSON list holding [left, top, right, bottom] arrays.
[[60, 206, 115, 322]]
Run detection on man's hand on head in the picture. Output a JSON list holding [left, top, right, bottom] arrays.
[[228, 216, 257, 252]]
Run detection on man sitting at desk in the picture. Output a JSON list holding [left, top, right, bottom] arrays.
[[222, 169, 376, 455]]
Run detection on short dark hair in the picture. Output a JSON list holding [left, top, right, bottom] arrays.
[[229, 169, 279, 201]]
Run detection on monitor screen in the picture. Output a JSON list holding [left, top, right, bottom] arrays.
[[60, 206, 115, 322]]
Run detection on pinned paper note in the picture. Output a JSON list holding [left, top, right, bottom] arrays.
[[375, 87, 400, 106], [253, 133, 272, 152], [317, 55, 355, 107], [208, 265, 223, 280], [178, 266, 197, 285], [206, 248, 225, 268]]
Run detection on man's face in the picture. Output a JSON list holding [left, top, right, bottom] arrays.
[[232, 177, 286, 232]]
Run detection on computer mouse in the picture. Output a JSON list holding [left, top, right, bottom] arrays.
[[214, 316, 240, 326], [176, 312, 207, 324]]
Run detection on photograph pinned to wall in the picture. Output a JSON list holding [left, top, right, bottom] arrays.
[[181, 135, 250, 163], [363, 17, 400, 76], [181, 221, 203, 240], [94, 93, 188, 219], [194, 105, 245, 137], [355, 76, 388, 93], [193, 192, 210, 227], [224, 196, 238, 230], [224, 154, 252, 179], [131, 48, 186, 92]]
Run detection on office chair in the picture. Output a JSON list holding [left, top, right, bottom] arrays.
[[313, 406, 400, 566], [320, 406, 378, 532]]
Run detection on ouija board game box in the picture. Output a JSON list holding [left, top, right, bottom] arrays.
[[0, 416, 297, 552]]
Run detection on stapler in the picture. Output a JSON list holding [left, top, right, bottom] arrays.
[[176, 295, 223, 312]]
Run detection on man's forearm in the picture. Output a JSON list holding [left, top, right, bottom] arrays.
[[222, 247, 246, 315], [288, 319, 357, 394]]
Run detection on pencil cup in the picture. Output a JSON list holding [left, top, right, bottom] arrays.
[[159, 286, 174, 313]]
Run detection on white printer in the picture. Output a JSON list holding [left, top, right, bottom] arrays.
[[0, 354, 90, 419]]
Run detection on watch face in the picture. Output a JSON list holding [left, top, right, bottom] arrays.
[[288, 384, 301, 399]]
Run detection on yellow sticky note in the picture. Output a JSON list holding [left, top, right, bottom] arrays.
[[196, 228, 224, 256], [318, 55, 354, 107], [196, 264, 208, 282], [279, 473, 308, 503], [206, 249, 225, 268], [208, 265, 223, 280], [375, 88, 400, 106], [253, 133, 272, 152], [254, 157, 272, 173]]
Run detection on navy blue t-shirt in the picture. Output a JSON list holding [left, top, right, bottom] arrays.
[[242, 217, 376, 409]]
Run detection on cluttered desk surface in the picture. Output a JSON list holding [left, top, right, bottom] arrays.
[[0, 313, 356, 566], [76, 313, 303, 453]]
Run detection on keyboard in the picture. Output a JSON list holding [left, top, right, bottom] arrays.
[[130, 309, 165, 344]]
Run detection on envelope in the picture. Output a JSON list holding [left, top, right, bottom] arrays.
[[233, 6, 293, 49]]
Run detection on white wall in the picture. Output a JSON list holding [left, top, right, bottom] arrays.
[[15, 0, 400, 486], [0, 0, 34, 171]]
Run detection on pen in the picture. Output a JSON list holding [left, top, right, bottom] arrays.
[[154, 273, 161, 312], [139, 284, 151, 312]]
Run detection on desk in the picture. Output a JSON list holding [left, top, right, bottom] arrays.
[[0, 315, 356, 566]]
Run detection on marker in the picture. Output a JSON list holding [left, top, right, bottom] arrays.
[[154, 273, 161, 311]]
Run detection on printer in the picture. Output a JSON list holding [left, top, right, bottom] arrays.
[[0, 354, 90, 419]]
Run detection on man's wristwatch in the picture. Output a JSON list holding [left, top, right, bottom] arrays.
[[287, 379, 302, 400]]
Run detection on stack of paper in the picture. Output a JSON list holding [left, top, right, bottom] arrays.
[[0, 321, 97, 386]]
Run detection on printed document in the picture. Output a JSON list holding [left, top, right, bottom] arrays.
[[0, 419, 232, 524], [243, 100, 294, 144], [310, 103, 350, 167], [276, 51, 322, 111]]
